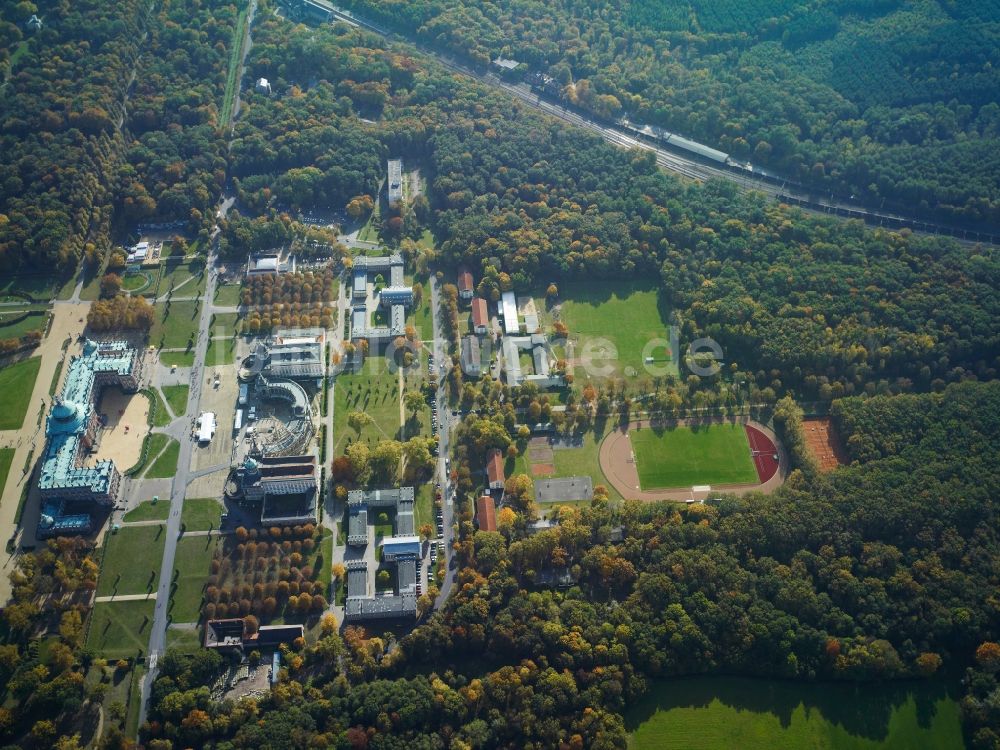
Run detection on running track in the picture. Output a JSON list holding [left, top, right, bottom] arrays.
[[745, 424, 779, 483]]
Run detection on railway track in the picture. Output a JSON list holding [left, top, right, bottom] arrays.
[[329, 6, 999, 244]]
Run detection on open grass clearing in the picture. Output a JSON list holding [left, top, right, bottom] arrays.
[[171, 535, 220, 622], [630, 422, 757, 489], [86, 600, 155, 660], [145, 436, 181, 479], [124, 500, 170, 523], [626, 676, 964, 750], [97, 524, 166, 597], [555, 281, 677, 382], [219, 2, 250, 127], [0, 357, 41, 429]]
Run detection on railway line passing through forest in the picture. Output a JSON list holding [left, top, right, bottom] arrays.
[[328, 4, 999, 246]]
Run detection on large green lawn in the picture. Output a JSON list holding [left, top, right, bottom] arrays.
[[0, 357, 41, 429], [627, 677, 965, 750], [86, 600, 155, 660], [0, 448, 14, 498], [181, 497, 223, 532], [557, 281, 677, 381], [333, 357, 402, 452], [97, 525, 166, 597], [150, 300, 201, 351], [170, 535, 220, 622], [630, 423, 756, 489]]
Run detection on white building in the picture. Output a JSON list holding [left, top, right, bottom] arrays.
[[501, 291, 519, 335], [256, 78, 272, 95], [197, 412, 216, 444]]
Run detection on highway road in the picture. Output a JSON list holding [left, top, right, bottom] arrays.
[[329, 5, 998, 244]]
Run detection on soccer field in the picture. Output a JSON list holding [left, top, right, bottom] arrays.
[[630, 423, 757, 489]]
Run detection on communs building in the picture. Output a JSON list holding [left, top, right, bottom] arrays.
[[345, 487, 419, 622], [37, 340, 144, 538], [350, 254, 415, 345], [227, 455, 318, 525]]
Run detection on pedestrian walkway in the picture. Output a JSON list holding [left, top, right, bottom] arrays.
[[94, 592, 157, 603]]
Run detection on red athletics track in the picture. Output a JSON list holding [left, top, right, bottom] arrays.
[[745, 424, 779, 483]]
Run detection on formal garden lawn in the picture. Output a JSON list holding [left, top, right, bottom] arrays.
[[97, 525, 166, 597], [162, 384, 189, 417], [627, 677, 965, 750], [0, 308, 49, 338], [181, 497, 223, 531], [86, 600, 155, 660], [205, 337, 238, 366], [166, 627, 202, 654], [0, 448, 14, 498], [159, 350, 196, 368], [149, 388, 172, 427], [630, 422, 756, 489], [157, 259, 206, 296], [0, 357, 41, 429], [170, 535, 220, 622], [214, 283, 243, 307], [145, 436, 181, 479], [150, 300, 201, 351], [556, 281, 677, 381], [123, 500, 170, 523]]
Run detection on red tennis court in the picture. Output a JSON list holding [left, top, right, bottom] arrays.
[[745, 424, 779, 483]]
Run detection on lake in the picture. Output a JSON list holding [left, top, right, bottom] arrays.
[[626, 676, 966, 749]]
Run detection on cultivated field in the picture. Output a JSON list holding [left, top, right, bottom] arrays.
[[630, 422, 756, 489]]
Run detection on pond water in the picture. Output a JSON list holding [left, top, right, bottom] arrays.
[[626, 675, 966, 749]]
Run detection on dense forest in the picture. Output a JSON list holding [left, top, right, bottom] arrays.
[[0, 0, 146, 272], [0, 0, 241, 274], [341, 0, 1000, 227], [135, 381, 1000, 747], [0, 2, 998, 748], [222, 18, 1000, 405], [118, 0, 240, 231]]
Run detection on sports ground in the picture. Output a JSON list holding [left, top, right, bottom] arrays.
[[630, 423, 757, 489], [600, 418, 785, 500]]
